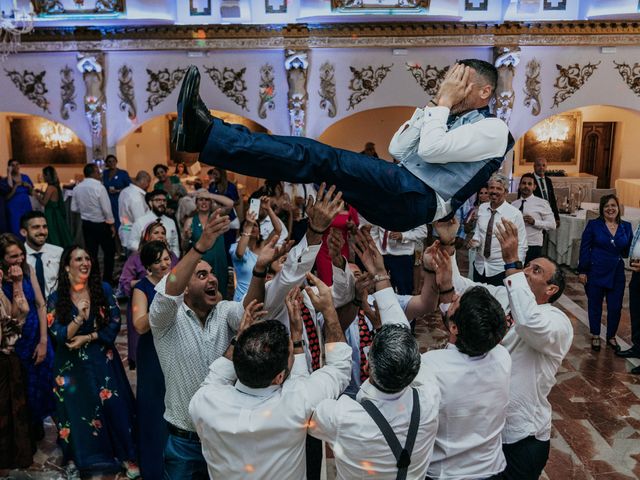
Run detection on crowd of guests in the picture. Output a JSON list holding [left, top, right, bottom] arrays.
[[0, 145, 638, 480]]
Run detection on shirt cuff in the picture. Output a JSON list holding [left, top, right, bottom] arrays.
[[154, 274, 185, 302], [291, 353, 309, 376], [504, 271, 528, 290], [210, 356, 237, 383], [324, 342, 352, 364], [424, 105, 450, 123], [372, 287, 398, 311]]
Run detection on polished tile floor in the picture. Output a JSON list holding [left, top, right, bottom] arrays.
[[2, 255, 639, 479]]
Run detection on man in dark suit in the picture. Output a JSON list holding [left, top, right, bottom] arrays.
[[532, 158, 560, 228]]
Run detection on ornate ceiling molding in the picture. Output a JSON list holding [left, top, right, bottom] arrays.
[[15, 21, 640, 52]]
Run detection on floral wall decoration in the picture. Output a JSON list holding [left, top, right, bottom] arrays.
[[347, 64, 393, 110], [118, 64, 137, 121], [406, 62, 449, 97], [523, 58, 542, 116], [285, 49, 309, 136], [613, 61, 640, 97], [492, 46, 520, 124], [258, 64, 275, 119], [77, 52, 107, 160], [552, 61, 600, 108], [318, 61, 337, 118], [6, 69, 50, 113], [204, 66, 249, 111], [60, 65, 77, 120], [146, 67, 187, 113]]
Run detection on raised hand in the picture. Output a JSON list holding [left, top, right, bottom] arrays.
[[195, 208, 230, 252], [327, 228, 346, 269], [432, 247, 453, 291], [304, 271, 334, 314], [495, 218, 520, 264], [422, 241, 441, 271], [284, 287, 304, 341], [354, 271, 374, 302], [432, 217, 460, 245], [7, 265, 23, 284], [237, 299, 267, 338], [353, 228, 385, 276], [255, 235, 294, 271], [436, 63, 473, 109], [306, 183, 344, 233], [76, 299, 90, 323]]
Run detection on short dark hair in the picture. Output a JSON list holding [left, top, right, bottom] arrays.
[[520, 172, 537, 184], [83, 163, 98, 178], [598, 194, 621, 224], [233, 320, 290, 388], [153, 164, 168, 176], [20, 210, 46, 230], [145, 190, 166, 203], [538, 256, 565, 303], [140, 240, 169, 270], [452, 286, 506, 357], [368, 324, 421, 393], [105, 154, 117, 163], [459, 59, 498, 92]]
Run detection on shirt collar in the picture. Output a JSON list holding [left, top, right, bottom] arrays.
[[25, 243, 46, 255], [235, 381, 281, 398], [357, 379, 407, 402]]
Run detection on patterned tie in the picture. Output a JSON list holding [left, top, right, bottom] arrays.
[[357, 309, 374, 383], [381, 230, 389, 251], [33, 252, 46, 296], [519, 199, 526, 212], [539, 178, 548, 201], [300, 303, 321, 371], [483, 209, 498, 259]]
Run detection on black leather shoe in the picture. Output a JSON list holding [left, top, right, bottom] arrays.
[[616, 347, 640, 359], [631, 365, 640, 375], [172, 65, 213, 153]]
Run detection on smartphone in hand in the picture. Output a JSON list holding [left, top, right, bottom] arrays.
[[249, 198, 261, 218]]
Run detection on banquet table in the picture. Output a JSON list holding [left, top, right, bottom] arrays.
[[547, 202, 640, 269], [615, 178, 640, 208]]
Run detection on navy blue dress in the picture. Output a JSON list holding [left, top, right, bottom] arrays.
[[2, 278, 55, 425], [48, 283, 137, 475], [134, 276, 167, 479], [102, 168, 131, 231]]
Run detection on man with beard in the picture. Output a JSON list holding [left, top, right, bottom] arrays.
[[172, 59, 513, 231], [129, 190, 180, 257], [19, 211, 63, 299]]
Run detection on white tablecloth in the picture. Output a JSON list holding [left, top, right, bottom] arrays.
[[615, 178, 640, 209], [547, 202, 640, 268]]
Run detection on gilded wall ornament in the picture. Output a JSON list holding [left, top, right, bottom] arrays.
[[492, 46, 520, 124], [285, 49, 309, 136], [146, 67, 187, 112], [5, 69, 50, 113], [118, 64, 137, 121], [257, 64, 275, 119], [406, 63, 449, 97], [523, 58, 541, 116], [552, 61, 600, 108], [33, 0, 125, 15], [331, 0, 429, 10], [60, 66, 76, 120], [204, 66, 249, 111], [318, 61, 337, 118], [77, 52, 107, 160], [347, 64, 392, 110], [613, 61, 640, 97]]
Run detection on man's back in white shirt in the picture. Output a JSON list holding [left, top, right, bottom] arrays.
[[70, 177, 114, 223]]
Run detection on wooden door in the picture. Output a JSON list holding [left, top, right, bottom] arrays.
[[580, 122, 615, 188]]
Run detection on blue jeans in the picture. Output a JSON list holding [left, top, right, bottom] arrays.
[[163, 433, 208, 480], [201, 118, 437, 231]]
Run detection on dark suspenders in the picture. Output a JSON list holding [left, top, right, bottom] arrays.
[[360, 388, 421, 480]]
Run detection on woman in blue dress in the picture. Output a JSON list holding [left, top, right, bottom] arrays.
[[48, 245, 139, 479], [578, 194, 633, 352], [130, 240, 172, 479], [0, 233, 55, 443], [102, 154, 131, 232], [2, 160, 33, 237]]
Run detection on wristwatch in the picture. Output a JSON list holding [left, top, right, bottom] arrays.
[[293, 340, 305, 349], [504, 261, 523, 271]]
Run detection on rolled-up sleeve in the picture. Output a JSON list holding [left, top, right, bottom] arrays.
[[302, 342, 352, 413], [373, 287, 410, 327], [149, 274, 183, 338]]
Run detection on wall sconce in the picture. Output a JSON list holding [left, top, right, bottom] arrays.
[[531, 116, 569, 142], [40, 120, 73, 149]]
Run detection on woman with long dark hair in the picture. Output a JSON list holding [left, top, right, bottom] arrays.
[[48, 245, 138, 479], [35, 165, 72, 247], [0, 233, 54, 443]]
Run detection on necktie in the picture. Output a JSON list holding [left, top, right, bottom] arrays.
[[381, 230, 389, 251], [33, 252, 46, 296], [357, 309, 374, 382], [300, 303, 321, 371], [519, 199, 526, 212], [539, 178, 548, 201], [483, 209, 497, 259]]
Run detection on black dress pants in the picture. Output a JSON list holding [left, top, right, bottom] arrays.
[[503, 436, 550, 480], [81, 220, 115, 283]]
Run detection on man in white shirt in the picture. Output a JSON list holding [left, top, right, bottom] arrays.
[[472, 173, 527, 286], [282, 182, 317, 243], [310, 237, 440, 479], [511, 173, 556, 264], [19, 211, 63, 298], [189, 272, 352, 480], [70, 163, 116, 283], [129, 190, 180, 257], [149, 210, 281, 479], [118, 170, 150, 250], [173, 59, 512, 231], [251, 191, 289, 247], [370, 224, 428, 294], [433, 217, 573, 480]]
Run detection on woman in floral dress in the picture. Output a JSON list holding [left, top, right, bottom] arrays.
[[48, 246, 139, 479]]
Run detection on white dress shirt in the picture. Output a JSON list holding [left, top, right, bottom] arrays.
[[260, 216, 289, 246], [450, 263, 574, 445], [422, 344, 511, 480], [129, 211, 180, 258], [189, 342, 352, 480], [472, 201, 528, 277], [149, 274, 245, 431], [118, 183, 149, 249], [511, 195, 556, 247], [25, 242, 63, 298], [388, 106, 509, 220], [70, 177, 114, 224], [369, 224, 428, 257], [264, 235, 355, 371], [282, 183, 317, 220]]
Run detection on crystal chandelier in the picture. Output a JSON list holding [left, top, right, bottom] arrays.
[[0, 2, 35, 60], [40, 121, 74, 149]]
